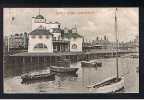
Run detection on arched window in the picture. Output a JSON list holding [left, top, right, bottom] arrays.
[[34, 43, 47, 49], [72, 44, 77, 49], [39, 35, 42, 38]]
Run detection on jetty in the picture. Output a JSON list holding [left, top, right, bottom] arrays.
[[7, 49, 137, 66]]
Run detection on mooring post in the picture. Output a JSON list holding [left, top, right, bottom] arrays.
[[22, 56, 25, 65], [14, 56, 16, 65], [38, 56, 39, 65], [49, 56, 51, 66], [44, 56, 45, 65], [30, 56, 32, 65]]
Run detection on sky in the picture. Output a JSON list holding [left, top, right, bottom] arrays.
[[4, 8, 139, 42]]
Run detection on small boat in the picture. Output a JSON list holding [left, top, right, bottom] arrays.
[[50, 66, 78, 74], [57, 59, 71, 67], [50, 59, 79, 74], [21, 71, 55, 83], [87, 76, 124, 93], [130, 54, 139, 58], [81, 61, 102, 67]]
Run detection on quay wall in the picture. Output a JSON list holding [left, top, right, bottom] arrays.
[[6, 50, 137, 66]]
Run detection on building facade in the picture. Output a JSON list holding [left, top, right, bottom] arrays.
[[28, 14, 83, 53], [9, 32, 28, 49]]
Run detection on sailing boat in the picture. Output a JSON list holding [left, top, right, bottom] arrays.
[[87, 8, 124, 93]]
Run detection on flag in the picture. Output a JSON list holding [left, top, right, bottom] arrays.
[[12, 16, 15, 21], [11, 16, 15, 24]]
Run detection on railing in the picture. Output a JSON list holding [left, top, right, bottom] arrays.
[[52, 39, 70, 43]]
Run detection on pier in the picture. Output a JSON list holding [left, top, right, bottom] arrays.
[[8, 50, 137, 66]]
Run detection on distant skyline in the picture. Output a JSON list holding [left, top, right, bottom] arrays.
[[4, 8, 139, 42]]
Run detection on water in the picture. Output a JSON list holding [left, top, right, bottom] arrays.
[[4, 57, 139, 93]]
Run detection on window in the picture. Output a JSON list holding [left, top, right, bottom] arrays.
[[58, 36, 61, 40], [46, 35, 49, 39], [39, 35, 42, 38], [53, 37, 56, 41], [58, 25, 60, 28], [34, 43, 47, 49], [72, 44, 77, 49]]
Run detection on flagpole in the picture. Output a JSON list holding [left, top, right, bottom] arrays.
[[8, 34, 9, 53], [8, 8, 11, 53], [8, 8, 15, 54]]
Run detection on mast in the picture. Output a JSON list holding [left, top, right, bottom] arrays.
[[115, 8, 119, 79]]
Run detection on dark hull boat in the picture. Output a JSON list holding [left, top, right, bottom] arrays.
[[81, 61, 102, 67], [50, 59, 79, 74], [56, 72, 78, 77], [50, 66, 78, 74], [21, 71, 55, 83]]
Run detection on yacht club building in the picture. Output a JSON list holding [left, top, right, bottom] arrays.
[[28, 14, 83, 53]]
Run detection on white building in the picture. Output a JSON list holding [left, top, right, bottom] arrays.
[[32, 15, 60, 30], [28, 14, 83, 53], [28, 27, 53, 53]]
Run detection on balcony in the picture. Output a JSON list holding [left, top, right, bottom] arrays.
[[52, 38, 70, 43]]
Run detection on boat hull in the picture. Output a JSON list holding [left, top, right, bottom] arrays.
[[50, 66, 78, 74], [21, 73, 55, 83], [88, 77, 124, 93], [81, 61, 102, 67]]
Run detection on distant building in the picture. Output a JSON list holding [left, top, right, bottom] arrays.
[[9, 33, 28, 49], [28, 14, 83, 53], [83, 36, 112, 52]]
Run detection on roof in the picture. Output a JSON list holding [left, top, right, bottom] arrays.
[[46, 21, 60, 24], [64, 33, 83, 39], [29, 29, 53, 35], [9, 50, 133, 57], [10, 52, 84, 57], [35, 14, 45, 19]]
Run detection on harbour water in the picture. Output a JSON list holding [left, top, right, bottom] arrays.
[[4, 56, 139, 93]]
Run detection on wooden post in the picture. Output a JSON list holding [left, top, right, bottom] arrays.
[[14, 57, 16, 65], [38, 56, 39, 65], [50, 56, 51, 66], [44, 56, 45, 65], [30, 56, 32, 65], [22, 56, 25, 65]]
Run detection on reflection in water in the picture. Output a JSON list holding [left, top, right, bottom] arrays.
[[4, 57, 139, 93]]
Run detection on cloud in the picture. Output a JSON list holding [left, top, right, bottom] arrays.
[[4, 8, 138, 42]]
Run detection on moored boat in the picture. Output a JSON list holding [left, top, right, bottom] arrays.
[[50, 59, 79, 74], [81, 61, 102, 67], [50, 66, 78, 74], [21, 71, 55, 83], [87, 76, 124, 93]]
